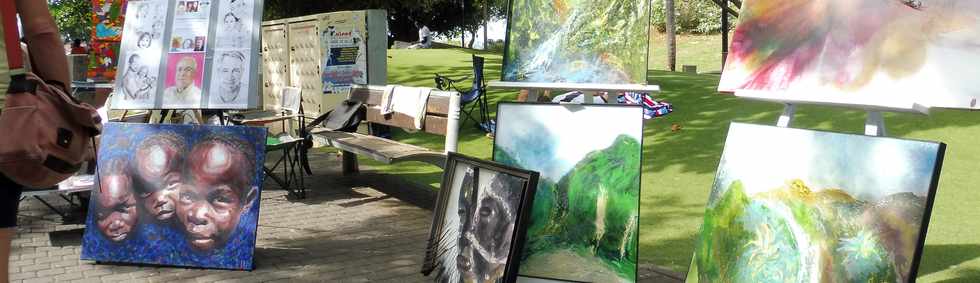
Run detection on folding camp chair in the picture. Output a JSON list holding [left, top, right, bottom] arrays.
[[434, 55, 492, 133], [232, 87, 307, 198]]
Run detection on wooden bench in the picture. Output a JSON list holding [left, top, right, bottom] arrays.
[[312, 85, 461, 175]]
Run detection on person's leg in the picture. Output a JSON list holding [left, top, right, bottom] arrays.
[[0, 174, 24, 283], [0, 228, 12, 282]]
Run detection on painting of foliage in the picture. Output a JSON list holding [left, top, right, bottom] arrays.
[[687, 123, 946, 283], [720, 0, 980, 109], [503, 0, 651, 84], [493, 103, 644, 282]]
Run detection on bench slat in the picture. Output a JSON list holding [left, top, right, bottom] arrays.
[[364, 107, 449, 136], [315, 131, 446, 166], [350, 87, 453, 115]]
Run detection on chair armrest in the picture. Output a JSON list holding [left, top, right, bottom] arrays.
[[238, 114, 301, 126]]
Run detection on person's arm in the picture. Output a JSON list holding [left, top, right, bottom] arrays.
[[15, 0, 70, 89]]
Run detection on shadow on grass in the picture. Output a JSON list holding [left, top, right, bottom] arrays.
[[918, 244, 980, 280]]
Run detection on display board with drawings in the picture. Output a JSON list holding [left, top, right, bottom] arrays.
[[111, 0, 263, 110]]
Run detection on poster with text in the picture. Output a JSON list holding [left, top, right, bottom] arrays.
[[320, 11, 367, 95], [112, 0, 168, 109]]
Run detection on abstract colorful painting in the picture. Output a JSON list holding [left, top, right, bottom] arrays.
[[423, 152, 538, 283], [82, 123, 267, 270], [91, 0, 128, 41], [720, 0, 980, 109], [493, 103, 643, 282], [88, 40, 121, 82], [687, 123, 945, 282], [502, 0, 651, 84]]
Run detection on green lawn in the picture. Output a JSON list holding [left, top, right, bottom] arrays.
[[364, 46, 980, 282], [648, 32, 732, 74]]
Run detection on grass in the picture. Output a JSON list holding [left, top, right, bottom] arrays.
[[648, 32, 732, 74], [357, 39, 980, 282]]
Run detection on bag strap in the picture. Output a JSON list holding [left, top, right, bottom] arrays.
[[1, 0, 25, 75]]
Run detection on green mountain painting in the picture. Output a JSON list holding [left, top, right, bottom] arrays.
[[493, 103, 644, 282], [687, 123, 946, 283], [502, 0, 651, 84]]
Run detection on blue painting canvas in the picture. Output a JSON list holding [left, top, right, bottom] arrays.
[[687, 123, 946, 282], [82, 123, 267, 270]]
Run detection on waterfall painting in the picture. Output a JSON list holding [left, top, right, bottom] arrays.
[[493, 103, 644, 282], [720, 0, 980, 109], [687, 123, 946, 283], [502, 0, 651, 84]]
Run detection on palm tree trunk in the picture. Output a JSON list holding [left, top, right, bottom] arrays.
[[665, 0, 677, 71]]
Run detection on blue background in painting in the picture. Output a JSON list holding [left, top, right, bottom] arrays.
[[81, 123, 267, 270]]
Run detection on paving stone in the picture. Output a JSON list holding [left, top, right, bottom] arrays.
[[6, 151, 681, 283]]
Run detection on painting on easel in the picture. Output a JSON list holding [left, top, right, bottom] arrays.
[[687, 122, 945, 282], [720, 0, 980, 109], [502, 0, 651, 84]]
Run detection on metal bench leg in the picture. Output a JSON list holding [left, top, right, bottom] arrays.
[[342, 151, 359, 176]]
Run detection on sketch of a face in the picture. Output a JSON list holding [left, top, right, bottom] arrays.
[[178, 136, 255, 251], [182, 39, 193, 50], [96, 158, 139, 242], [217, 52, 245, 101], [137, 33, 152, 48], [127, 54, 142, 72], [133, 133, 186, 221], [456, 169, 521, 282], [175, 56, 197, 89]]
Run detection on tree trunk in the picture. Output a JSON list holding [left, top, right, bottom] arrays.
[[665, 0, 677, 71], [468, 29, 477, 49], [721, 2, 729, 71], [483, 2, 488, 50]]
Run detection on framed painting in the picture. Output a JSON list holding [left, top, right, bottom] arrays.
[[492, 103, 644, 282], [720, 0, 980, 110], [423, 152, 539, 283], [502, 0, 651, 84], [82, 123, 268, 270], [687, 122, 946, 282]]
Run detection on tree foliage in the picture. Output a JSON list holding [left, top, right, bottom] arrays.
[[263, 0, 507, 43], [49, 0, 93, 41], [652, 0, 735, 34]]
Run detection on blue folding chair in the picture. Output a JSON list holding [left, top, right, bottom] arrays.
[[434, 55, 492, 133]]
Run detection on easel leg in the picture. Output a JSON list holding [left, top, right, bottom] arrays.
[[865, 111, 886, 137], [526, 90, 540, 102], [777, 104, 796, 128]]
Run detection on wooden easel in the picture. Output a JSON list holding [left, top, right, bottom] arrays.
[[749, 94, 931, 137]]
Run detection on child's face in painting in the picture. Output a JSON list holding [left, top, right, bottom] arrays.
[[96, 174, 139, 242], [135, 142, 183, 221], [177, 140, 251, 251]]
